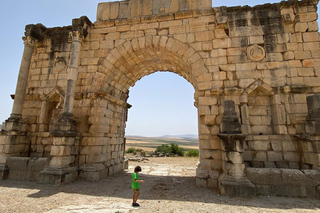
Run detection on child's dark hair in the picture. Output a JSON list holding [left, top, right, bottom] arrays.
[[134, 166, 142, 173]]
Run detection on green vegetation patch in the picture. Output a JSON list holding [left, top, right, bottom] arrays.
[[126, 147, 143, 153], [185, 149, 199, 157], [155, 143, 184, 156]]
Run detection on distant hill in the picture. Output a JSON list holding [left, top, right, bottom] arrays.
[[126, 134, 198, 139], [125, 135, 199, 151], [160, 134, 198, 139]]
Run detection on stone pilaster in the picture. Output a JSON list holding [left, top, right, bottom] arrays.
[[240, 104, 251, 134], [271, 94, 287, 134]]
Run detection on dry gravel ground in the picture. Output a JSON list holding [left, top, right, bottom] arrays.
[[0, 157, 319, 213]]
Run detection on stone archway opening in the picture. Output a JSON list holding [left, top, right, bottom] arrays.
[[70, 37, 218, 185], [124, 71, 200, 184], [125, 71, 197, 138], [98, 39, 201, 151]]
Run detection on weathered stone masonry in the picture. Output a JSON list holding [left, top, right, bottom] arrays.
[[1, 0, 320, 198]]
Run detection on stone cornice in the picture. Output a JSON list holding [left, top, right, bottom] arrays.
[[72, 16, 92, 39], [25, 24, 47, 42]]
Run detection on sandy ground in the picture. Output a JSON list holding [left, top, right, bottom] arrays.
[[0, 157, 320, 213]]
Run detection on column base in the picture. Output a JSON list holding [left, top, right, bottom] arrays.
[[218, 174, 256, 196], [39, 166, 78, 185], [0, 164, 8, 180]]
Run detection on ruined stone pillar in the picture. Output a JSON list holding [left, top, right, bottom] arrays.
[[305, 94, 320, 135], [51, 17, 91, 134], [63, 32, 82, 114], [0, 36, 35, 173], [218, 100, 256, 196], [10, 36, 36, 120], [51, 31, 83, 133], [3, 24, 46, 130], [41, 17, 91, 184], [0, 24, 46, 180], [294, 94, 320, 171]]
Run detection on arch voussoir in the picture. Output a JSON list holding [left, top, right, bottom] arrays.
[[159, 36, 169, 49]]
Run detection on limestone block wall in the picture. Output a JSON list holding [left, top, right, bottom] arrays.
[[246, 168, 320, 198], [6, 157, 49, 182], [2, 0, 319, 186], [97, 0, 212, 22], [247, 94, 273, 135], [77, 97, 127, 180], [215, 2, 319, 131], [22, 27, 72, 158], [244, 135, 301, 169], [298, 138, 320, 170], [212, 1, 320, 173]]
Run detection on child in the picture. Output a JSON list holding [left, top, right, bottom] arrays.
[[132, 165, 144, 207]]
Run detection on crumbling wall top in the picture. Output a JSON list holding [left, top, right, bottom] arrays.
[[96, 0, 212, 22], [214, 0, 319, 13]]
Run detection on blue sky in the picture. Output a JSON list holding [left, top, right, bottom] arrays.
[[0, 0, 295, 136]]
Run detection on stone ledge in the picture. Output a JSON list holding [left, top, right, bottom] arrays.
[[6, 157, 50, 182], [246, 168, 320, 198], [39, 166, 78, 185], [218, 174, 256, 196]]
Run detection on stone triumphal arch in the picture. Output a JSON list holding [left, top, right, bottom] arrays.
[[1, 0, 320, 197]]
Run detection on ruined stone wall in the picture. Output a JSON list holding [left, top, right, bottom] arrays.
[[2, 0, 319, 187], [244, 135, 300, 169], [22, 27, 72, 158], [216, 1, 320, 171], [96, 0, 212, 22]]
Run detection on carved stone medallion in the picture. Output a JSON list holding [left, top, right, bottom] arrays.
[[53, 57, 67, 72], [247, 44, 265, 61]]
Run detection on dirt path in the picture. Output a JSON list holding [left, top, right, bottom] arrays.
[[0, 157, 319, 213]]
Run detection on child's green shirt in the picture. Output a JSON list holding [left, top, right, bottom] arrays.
[[132, 172, 139, 189]]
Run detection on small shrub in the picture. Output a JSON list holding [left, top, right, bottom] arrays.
[[155, 143, 184, 156], [185, 149, 199, 157], [170, 143, 184, 156], [155, 144, 171, 153], [126, 147, 144, 153], [126, 147, 136, 153]]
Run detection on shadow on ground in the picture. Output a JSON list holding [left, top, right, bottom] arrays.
[[0, 168, 319, 211]]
